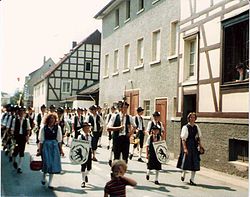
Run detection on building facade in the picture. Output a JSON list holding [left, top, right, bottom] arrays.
[[95, 0, 180, 136], [33, 30, 101, 113], [23, 57, 55, 107], [172, 0, 249, 177]]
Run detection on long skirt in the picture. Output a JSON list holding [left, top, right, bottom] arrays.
[[42, 140, 61, 174]]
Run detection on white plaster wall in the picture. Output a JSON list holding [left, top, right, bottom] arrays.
[[196, 0, 211, 13], [203, 17, 221, 46], [73, 100, 95, 109], [222, 92, 249, 112]]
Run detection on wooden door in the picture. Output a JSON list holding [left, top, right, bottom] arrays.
[[125, 90, 139, 116], [155, 98, 167, 132]]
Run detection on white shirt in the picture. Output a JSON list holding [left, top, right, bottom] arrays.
[[134, 115, 144, 130], [146, 119, 165, 133], [180, 123, 202, 140]]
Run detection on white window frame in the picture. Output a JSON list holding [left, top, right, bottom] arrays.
[[138, 0, 144, 12], [124, 44, 130, 71], [85, 61, 92, 72], [143, 100, 151, 117], [168, 20, 178, 59], [151, 29, 161, 63], [136, 38, 144, 67], [62, 80, 71, 94], [104, 54, 109, 77], [115, 9, 120, 29], [183, 34, 199, 83], [125, 0, 131, 21], [113, 49, 119, 74]]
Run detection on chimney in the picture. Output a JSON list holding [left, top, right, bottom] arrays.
[[43, 56, 46, 64], [72, 41, 77, 48]]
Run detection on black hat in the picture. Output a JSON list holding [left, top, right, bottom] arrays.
[[83, 108, 87, 111], [57, 107, 64, 113], [19, 106, 26, 111], [77, 107, 83, 111], [40, 104, 46, 109], [50, 105, 56, 109], [89, 105, 97, 110], [152, 111, 160, 116], [121, 101, 129, 108], [82, 122, 91, 127], [151, 125, 160, 130], [137, 107, 144, 112], [111, 105, 116, 110]]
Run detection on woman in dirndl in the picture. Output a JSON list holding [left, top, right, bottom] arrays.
[[176, 112, 204, 186], [37, 113, 64, 189]]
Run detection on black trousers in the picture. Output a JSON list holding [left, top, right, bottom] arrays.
[[13, 134, 27, 157], [81, 149, 92, 172], [113, 135, 130, 163]]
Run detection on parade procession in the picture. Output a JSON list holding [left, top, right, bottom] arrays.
[[1, 0, 249, 196]]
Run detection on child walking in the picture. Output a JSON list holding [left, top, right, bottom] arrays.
[[104, 160, 137, 197], [146, 125, 163, 184], [78, 122, 92, 188]]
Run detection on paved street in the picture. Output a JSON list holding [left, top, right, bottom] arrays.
[[1, 135, 248, 197]]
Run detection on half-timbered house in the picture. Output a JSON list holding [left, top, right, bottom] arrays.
[[172, 0, 249, 177], [33, 30, 101, 113]]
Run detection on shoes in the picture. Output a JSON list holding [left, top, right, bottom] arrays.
[[98, 145, 102, 148], [17, 168, 22, 174], [48, 186, 54, 189], [189, 179, 197, 186], [81, 182, 86, 188], [154, 181, 160, 185], [13, 162, 18, 169], [146, 175, 149, 180], [107, 145, 110, 150], [41, 180, 46, 185], [85, 176, 88, 183], [129, 154, 133, 160], [108, 160, 112, 167], [181, 176, 185, 181], [92, 157, 98, 161], [138, 158, 144, 162]]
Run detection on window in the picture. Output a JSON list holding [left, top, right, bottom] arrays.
[[115, 9, 119, 28], [183, 34, 198, 81], [125, 0, 131, 20], [229, 139, 248, 162], [85, 61, 92, 72], [222, 12, 249, 83], [144, 100, 150, 116], [138, 0, 144, 11], [152, 30, 161, 62], [62, 80, 71, 93], [124, 44, 130, 69], [113, 50, 119, 73], [137, 38, 144, 65], [169, 21, 178, 57], [104, 54, 109, 76]]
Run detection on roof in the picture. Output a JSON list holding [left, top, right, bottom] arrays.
[[34, 29, 101, 85], [94, 0, 122, 19], [78, 83, 99, 95]]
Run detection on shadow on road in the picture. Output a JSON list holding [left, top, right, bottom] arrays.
[[196, 183, 236, 191]]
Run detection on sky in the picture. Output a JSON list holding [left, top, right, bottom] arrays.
[[0, 0, 110, 95]]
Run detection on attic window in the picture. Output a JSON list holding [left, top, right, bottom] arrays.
[[85, 61, 92, 72]]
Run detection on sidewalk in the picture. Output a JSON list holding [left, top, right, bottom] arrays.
[[167, 159, 249, 189]]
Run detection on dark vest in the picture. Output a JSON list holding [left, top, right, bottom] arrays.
[[150, 121, 162, 133], [135, 115, 144, 130], [14, 117, 28, 136], [44, 125, 58, 140], [58, 116, 65, 131], [74, 115, 83, 130], [88, 114, 101, 132], [113, 114, 130, 139], [37, 113, 42, 128]]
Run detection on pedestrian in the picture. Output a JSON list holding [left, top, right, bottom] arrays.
[[146, 111, 166, 140], [37, 113, 64, 189], [106, 106, 117, 150], [176, 112, 204, 186], [107, 101, 136, 163], [97, 105, 104, 148], [35, 104, 47, 144], [57, 107, 70, 146], [77, 122, 93, 188], [145, 125, 163, 185], [104, 160, 137, 197], [73, 107, 84, 139], [11, 106, 31, 173], [129, 107, 145, 162], [88, 105, 104, 161]]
